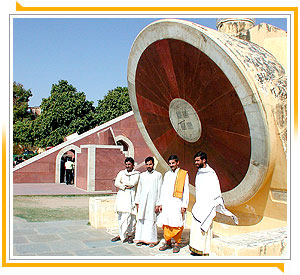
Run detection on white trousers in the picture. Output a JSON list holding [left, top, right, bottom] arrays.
[[135, 219, 157, 243], [118, 212, 136, 241]]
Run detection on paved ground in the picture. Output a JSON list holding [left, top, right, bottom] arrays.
[[12, 183, 287, 257], [13, 216, 194, 257], [13, 183, 196, 257]]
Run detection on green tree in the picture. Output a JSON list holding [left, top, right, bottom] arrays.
[[13, 82, 35, 150], [34, 80, 97, 147], [13, 119, 35, 148], [13, 81, 33, 123], [95, 87, 132, 124]]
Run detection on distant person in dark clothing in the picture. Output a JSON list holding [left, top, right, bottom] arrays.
[[65, 157, 74, 185], [71, 158, 75, 184], [60, 157, 66, 183]]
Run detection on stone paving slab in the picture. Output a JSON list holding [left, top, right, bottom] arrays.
[[83, 239, 117, 249], [65, 225, 94, 232], [13, 228, 38, 236], [26, 234, 62, 243], [13, 236, 29, 244], [14, 242, 52, 255], [35, 226, 70, 235], [48, 239, 90, 252], [106, 245, 137, 256], [39, 251, 76, 256], [59, 231, 100, 241], [74, 248, 115, 256]]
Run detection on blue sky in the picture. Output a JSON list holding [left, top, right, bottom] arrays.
[[13, 17, 288, 107]]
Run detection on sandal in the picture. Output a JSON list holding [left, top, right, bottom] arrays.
[[136, 242, 144, 246], [173, 245, 180, 253], [148, 243, 156, 248], [111, 236, 121, 242], [159, 243, 172, 251]]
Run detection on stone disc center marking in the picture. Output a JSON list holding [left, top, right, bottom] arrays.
[[169, 98, 202, 143]]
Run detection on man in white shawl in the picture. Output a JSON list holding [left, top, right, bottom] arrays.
[[134, 156, 162, 247], [189, 151, 238, 256], [111, 157, 140, 244], [157, 155, 189, 253]]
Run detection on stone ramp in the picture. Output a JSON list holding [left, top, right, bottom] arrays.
[[211, 227, 287, 256]]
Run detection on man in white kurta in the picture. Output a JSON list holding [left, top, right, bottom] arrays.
[[157, 155, 189, 253], [134, 157, 162, 247], [111, 157, 140, 243], [190, 151, 238, 256]]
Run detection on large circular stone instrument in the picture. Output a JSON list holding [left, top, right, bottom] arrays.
[[127, 19, 287, 207]]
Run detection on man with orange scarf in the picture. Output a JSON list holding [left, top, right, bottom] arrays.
[[157, 155, 189, 253]]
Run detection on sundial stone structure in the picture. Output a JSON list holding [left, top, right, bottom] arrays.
[[127, 19, 287, 233]]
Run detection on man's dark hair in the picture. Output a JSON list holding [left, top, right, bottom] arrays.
[[145, 156, 154, 164], [168, 154, 179, 162], [194, 151, 207, 161], [124, 157, 135, 165]]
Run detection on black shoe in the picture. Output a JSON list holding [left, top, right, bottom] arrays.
[[111, 236, 121, 242], [128, 237, 134, 244], [191, 252, 201, 256]]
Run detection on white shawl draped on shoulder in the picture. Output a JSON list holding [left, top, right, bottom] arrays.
[[114, 169, 140, 214], [192, 165, 238, 232]]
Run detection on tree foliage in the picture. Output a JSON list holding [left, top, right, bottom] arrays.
[[13, 119, 35, 148], [95, 87, 132, 124], [13, 81, 133, 150], [34, 80, 97, 147], [13, 81, 33, 123], [13, 82, 35, 148]]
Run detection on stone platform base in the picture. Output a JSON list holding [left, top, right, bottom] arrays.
[[89, 196, 118, 228], [211, 227, 287, 256], [88, 196, 288, 256]]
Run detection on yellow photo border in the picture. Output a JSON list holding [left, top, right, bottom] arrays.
[[3, 2, 298, 272]]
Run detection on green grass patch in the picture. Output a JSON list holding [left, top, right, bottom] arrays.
[[13, 194, 115, 222], [13, 206, 89, 222]]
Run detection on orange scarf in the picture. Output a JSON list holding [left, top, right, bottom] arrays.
[[173, 169, 188, 199]]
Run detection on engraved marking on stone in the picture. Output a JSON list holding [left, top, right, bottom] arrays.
[[169, 98, 202, 143], [176, 112, 183, 119], [186, 122, 193, 130], [182, 110, 189, 118]]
